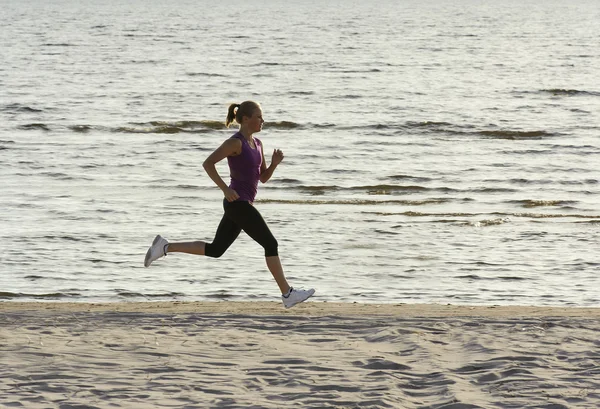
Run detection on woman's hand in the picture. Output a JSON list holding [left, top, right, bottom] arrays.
[[223, 187, 240, 202], [271, 149, 284, 166]]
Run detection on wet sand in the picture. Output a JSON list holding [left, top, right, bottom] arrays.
[[1, 302, 599, 408]]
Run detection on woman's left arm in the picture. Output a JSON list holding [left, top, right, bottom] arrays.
[[260, 146, 284, 183]]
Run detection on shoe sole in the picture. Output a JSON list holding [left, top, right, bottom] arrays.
[[284, 289, 315, 309], [144, 235, 162, 267]]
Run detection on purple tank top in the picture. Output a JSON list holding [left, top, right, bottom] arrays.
[[227, 132, 263, 203]]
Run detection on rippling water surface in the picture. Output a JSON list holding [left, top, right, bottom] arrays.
[[1, 0, 599, 305]]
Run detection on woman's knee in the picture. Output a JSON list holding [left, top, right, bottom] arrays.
[[264, 237, 278, 257], [205, 244, 226, 258]]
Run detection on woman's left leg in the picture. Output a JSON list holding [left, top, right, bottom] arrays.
[[225, 202, 291, 294]]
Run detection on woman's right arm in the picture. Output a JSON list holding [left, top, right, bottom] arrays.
[[202, 138, 242, 202]]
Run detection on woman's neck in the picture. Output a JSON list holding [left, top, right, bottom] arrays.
[[239, 127, 254, 141]]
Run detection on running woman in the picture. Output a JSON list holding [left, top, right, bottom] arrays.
[[144, 101, 315, 308]]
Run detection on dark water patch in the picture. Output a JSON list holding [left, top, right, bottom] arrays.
[[0, 292, 80, 299], [255, 62, 283, 66], [69, 125, 92, 133], [498, 276, 528, 281], [42, 43, 77, 47], [330, 94, 363, 99], [505, 212, 600, 220], [457, 274, 482, 280], [40, 172, 72, 180], [271, 178, 302, 184], [508, 200, 579, 208], [506, 178, 554, 186], [339, 120, 472, 135], [362, 210, 599, 221], [117, 291, 185, 299], [405, 120, 454, 129], [117, 120, 227, 134], [117, 291, 145, 298], [258, 199, 448, 206], [388, 174, 434, 183], [186, 72, 228, 77], [24, 275, 45, 280], [277, 184, 451, 196], [332, 68, 382, 73], [17, 123, 50, 131], [311, 122, 336, 129], [298, 185, 340, 195], [541, 89, 600, 97], [2, 103, 43, 113], [42, 235, 83, 242], [359, 184, 432, 194], [264, 121, 302, 129], [336, 184, 432, 193], [86, 258, 127, 265], [205, 292, 235, 300], [457, 275, 529, 281], [479, 130, 554, 140], [472, 187, 518, 193]]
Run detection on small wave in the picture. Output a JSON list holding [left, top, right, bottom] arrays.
[[360, 184, 431, 194], [118, 120, 230, 134], [43, 43, 76, 47], [469, 218, 511, 227], [405, 121, 454, 129], [388, 174, 434, 183], [18, 123, 50, 131], [2, 103, 44, 113], [0, 292, 80, 299], [69, 125, 92, 133], [258, 199, 449, 206], [541, 89, 600, 97], [205, 291, 236, 299], [117, 291, 185, 298], [264, 121, 302, 129], [509, 212, 600, 219], [457, 274, 482, 280], [457, 274, 528, 281], [291, 184, 435, 195], [40, 172, 76, 180], [272, 178, 302, 184], [186, 72, 228, 77], [509, 200, 578, 208], [42, 235, 83, 242], [478, 130, 554, 140]]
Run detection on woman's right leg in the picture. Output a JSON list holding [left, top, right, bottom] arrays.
[[166, 213, 241, 258]]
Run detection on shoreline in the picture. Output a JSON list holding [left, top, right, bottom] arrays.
[[2, 300, 599, 317]]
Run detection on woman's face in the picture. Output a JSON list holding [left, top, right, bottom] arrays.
[[244, 108, 264, 133]]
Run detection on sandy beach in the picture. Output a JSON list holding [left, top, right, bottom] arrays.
[[1, 302, 599, 409]]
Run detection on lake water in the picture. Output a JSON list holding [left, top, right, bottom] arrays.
[[1, 0, 599, 306]]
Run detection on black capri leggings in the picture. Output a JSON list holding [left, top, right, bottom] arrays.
[[205, 200, 279, 258]]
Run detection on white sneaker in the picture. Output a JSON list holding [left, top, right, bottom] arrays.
[[282, 287, 315, 309], [144, 235, 168, 267]]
